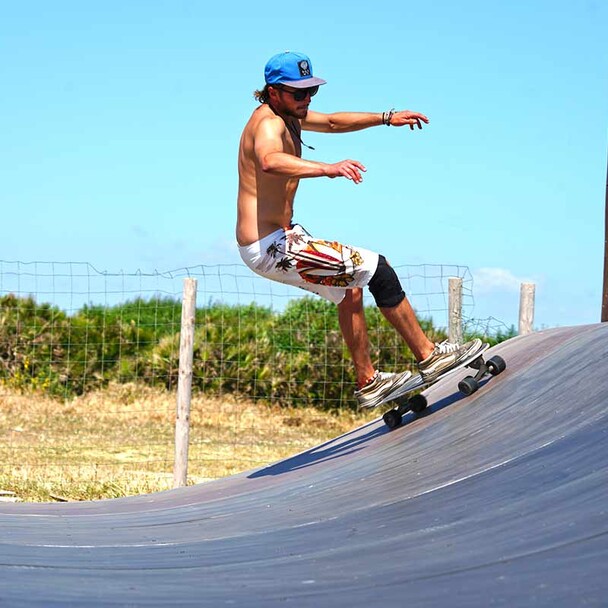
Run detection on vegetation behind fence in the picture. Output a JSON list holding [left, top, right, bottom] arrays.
[[0, 293, 515, 409], [1, 295, 511, 410]]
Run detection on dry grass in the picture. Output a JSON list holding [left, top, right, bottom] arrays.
[[0, 384, 376, 502]]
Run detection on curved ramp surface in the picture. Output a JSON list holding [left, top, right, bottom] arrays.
[[1, 324, 607, 607]]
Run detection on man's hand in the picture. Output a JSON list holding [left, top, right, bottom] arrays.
[[389, 110, 430, 130], [326, 159, 367, 184]]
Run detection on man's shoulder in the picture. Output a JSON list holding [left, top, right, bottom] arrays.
[[247, 104, 285, 132], [241, 106, 285, 154]]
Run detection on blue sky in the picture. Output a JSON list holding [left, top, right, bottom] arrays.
[[1, 0, 606, 330]]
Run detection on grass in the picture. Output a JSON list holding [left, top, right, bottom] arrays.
[[0, 384, 377, 502]]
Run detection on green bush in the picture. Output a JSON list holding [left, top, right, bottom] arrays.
[[0, 293, 510, 408]]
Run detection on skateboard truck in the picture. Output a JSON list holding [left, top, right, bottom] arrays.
[[458, 354, 507, 396], [383, 393, 428, 430]]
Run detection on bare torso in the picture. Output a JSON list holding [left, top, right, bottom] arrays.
[[237, 97, 427, 246], [236, 104, 302, 246]]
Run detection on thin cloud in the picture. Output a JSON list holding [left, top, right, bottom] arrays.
[[473, 267, 535, 294]]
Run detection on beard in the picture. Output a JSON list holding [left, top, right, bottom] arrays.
[[268, 97, 309, 121], [286, 107, 308, 120]]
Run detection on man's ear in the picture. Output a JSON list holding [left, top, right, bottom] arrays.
[[267, 86, 280, 102]]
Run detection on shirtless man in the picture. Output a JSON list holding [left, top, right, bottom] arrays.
[[237, 51, 481, 409]]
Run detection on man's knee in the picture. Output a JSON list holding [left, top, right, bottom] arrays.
[[348, 287, 364, 305], [340, 287, 364, 310], [368, 255, 405, 308]]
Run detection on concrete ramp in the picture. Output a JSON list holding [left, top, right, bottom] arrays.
[[1, 324, 607, 606]]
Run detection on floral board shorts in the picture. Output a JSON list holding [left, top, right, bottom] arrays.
[[238, 224, 379, 304]]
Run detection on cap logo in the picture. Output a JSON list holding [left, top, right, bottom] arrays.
[[297, 60, 311, 77]]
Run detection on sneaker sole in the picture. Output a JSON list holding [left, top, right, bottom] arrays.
[[357, 371, 413, 409], [420, 342, 489, 386], [386, 343, 490, 402]]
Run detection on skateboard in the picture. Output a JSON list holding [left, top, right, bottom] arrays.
[[380, 343, 507, 429]]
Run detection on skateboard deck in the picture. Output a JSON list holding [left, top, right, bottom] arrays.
[[379, 343, 507, 429]]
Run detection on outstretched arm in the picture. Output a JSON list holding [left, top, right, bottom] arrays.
[[255, 115, 367, 183], [302, 109, 429, 133]]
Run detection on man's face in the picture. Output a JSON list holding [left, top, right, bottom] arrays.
[[271, 85, 318, 119]]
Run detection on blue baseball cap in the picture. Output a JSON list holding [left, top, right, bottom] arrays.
[[264, 51, 327, 88]]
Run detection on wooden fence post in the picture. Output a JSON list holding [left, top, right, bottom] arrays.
[[518, 282, 535, 336], [448, 277, 463, 345], [173, 277, 197, 489]]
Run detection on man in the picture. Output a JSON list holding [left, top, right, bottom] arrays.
[[237, 50, 481, 409]]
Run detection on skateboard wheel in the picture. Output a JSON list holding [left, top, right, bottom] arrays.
[[459, 376, 479, 396], [487, 355, 506, 375], [409, 394, 428, 414], [383, 409, 403, 429]]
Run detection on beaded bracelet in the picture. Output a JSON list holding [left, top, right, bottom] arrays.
[[382, 108, 396, 126]]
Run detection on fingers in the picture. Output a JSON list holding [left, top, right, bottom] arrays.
[[409, 118, 423, 130], [406, 111, 429, 124], [393, 111, 429, 129], [339, 160, 366, 184]]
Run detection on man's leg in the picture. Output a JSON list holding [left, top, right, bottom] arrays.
[[339, 287, 413, 409], [337, 288, 375, 388], [367, 255, 434, 361], [368, 256, 483, 383], [378, 297, 435, 362]]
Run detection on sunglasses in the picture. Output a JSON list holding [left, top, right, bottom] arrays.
[[277, 85, 319, 102]]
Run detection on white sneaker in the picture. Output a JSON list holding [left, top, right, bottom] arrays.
[[417, 338, 483, 383], [354, 369, 413, 409]]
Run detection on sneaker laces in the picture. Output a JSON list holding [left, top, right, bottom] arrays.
[[434, 340, 460, 355]]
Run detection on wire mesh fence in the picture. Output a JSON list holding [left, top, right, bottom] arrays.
[[0, 259, 513, 500]]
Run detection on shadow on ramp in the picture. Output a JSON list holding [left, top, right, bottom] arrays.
[[1, 324, 607, 607], [248, 422, 387, 478], [249, 374, 480, 479]]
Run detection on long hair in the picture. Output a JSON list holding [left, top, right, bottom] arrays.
[[253, 84, 271, 104]]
